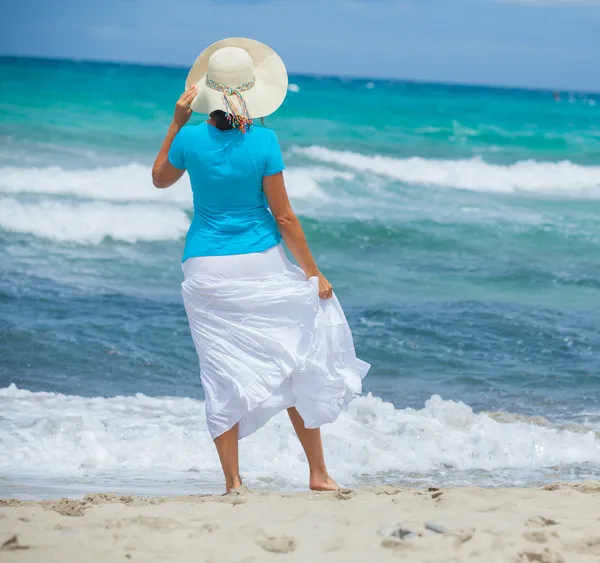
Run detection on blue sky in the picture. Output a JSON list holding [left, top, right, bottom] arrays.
[[2, 0, 599, 91]]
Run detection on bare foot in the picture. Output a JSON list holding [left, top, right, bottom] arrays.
[[309, 473, 339, 491]]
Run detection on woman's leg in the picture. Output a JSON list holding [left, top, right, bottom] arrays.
[[287, 407, 339, 491], [214, 423, 243, 493]]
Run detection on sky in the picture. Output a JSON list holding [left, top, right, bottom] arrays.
[[2, 0, 599, 91]]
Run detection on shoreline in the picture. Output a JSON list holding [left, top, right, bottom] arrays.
[[2, 482, 599, 562]]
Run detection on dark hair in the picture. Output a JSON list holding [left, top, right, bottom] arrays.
[[210, 110, 233, 131], [210, 110, 265, 130]]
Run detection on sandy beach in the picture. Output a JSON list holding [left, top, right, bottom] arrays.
[[1, 482, 599, 562]]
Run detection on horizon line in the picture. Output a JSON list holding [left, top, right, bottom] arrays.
[[1, 53, 598, 97]]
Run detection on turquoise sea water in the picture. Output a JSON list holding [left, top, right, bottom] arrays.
[[1, 57, 600, 498]]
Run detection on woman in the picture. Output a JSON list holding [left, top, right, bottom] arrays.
[[152, 38, 369, 493]]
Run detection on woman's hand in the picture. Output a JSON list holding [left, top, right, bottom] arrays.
[[316, 272, 333, 300], [173, 86, 197, 127]]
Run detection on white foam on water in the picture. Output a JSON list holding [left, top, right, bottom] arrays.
[[0, 198, 189, 243], [0, 164, 193, 204], [0, 164, 349, 205], [285, 167, 354, 201], [0, 165, 355, 242], [293, 146, 600, 198], [1, 385, 599, 494], [288, 83, 301, 93]]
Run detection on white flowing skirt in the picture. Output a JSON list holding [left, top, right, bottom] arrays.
[[181, 244, 370, 440]]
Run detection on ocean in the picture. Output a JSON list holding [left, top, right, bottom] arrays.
[[1, 56, 600, 499]]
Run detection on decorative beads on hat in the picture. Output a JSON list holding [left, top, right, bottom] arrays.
[[206, 77, 256, 133]]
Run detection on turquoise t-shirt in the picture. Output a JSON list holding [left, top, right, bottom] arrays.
[[168, 122, 285, 261]]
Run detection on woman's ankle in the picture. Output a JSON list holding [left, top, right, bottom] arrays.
[[309, 467, 329, 480], [225, 475, 243, 492]]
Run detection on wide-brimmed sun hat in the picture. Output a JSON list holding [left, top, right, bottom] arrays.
[[186, 37, 288, 130]]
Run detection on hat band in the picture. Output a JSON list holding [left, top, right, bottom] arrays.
[[206, 76, 256, 95], [206, 76, 256, 133]]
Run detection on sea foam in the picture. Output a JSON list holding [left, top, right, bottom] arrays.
[[294, 146, 600, 197], [0, 165, 352, 243], [2, 150, 600, 245], [1, 385, 599, 494], [0, 164, 350, 204], [0, 163, 192, 204], [0, 198, 190, 243]]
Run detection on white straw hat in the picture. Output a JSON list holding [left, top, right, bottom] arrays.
[[186, 38, 288, 122]]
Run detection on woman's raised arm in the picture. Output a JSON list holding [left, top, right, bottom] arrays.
[[152, 86, 197, 188]]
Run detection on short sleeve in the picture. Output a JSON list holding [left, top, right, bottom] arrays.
[[264, 131, 285, 176], [168, 128, 188, 170]]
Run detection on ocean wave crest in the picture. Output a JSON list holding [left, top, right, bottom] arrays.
[[294, 146, 600, 197], [0, 198, 189, 243], [0, 164, 354, 243], [0, 164, 351, 204]]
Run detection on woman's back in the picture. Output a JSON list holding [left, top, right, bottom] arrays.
[[151, 37, 368, 494], [169, 123, 285, 260]]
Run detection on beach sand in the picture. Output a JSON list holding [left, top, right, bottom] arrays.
[[1, 482, 599, 562]]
